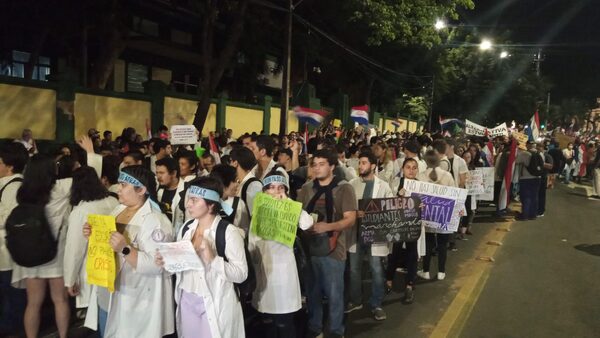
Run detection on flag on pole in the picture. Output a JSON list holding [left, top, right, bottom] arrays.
[[439, 116, 464, 130], [528, 111, 540, 141], [208, 134, 221, 164], [293, 106, 329, 126], [498, 139, 517, 211], [350, 105, 369, 125], [303, 123, 308, 154], [482, 141, 495, 166]]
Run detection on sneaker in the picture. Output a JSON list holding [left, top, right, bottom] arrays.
[[305, 329, 323, 338], [372, 307, 387, 321], [537, 214, 545, 217], [417, 271, 430, 280], [448, 242, 458, 251], [403, 287, 414, 304], [396, 267, 407, 273], [344, 302, 363, 313], [437, 272, 446, 280]]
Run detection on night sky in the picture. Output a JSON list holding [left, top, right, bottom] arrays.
[[464, 0, 600, 104]]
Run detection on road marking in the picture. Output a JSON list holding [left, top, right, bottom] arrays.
[[429, 218, 514, 338]]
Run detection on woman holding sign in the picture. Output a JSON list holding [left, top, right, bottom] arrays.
[[248, 171, 313, 338], [417, 150, 455, 281], [388, 158, 425, 304], [83, 165, 174, 338], [155, 176, 247, 338]]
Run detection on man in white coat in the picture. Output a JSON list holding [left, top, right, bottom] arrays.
[[156, 157, 186, 235], [346, 151, 394, 321]]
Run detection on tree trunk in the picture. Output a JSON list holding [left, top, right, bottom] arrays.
[[89, 0, 126, 89], [193, 0, 249, 133]]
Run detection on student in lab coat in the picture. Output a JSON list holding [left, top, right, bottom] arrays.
[[248, 171, 313, 338], [83, 165, 174, 338], [156, 176, 247, 338]]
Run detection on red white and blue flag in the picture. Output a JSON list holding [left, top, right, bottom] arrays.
[[528, 111, 540, 141], [208, 134, 221, 164], [350, 105, 369, 125], [293, 106, 328, 126]]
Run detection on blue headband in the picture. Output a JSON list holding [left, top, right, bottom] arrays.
[[188, 185, 233, 216], [118, 172, 144, 188], [263, 175, 289, 189]]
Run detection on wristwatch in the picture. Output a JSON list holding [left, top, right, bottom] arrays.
[[121, 246, 131, 256]]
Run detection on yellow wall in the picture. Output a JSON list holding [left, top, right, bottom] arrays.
[[268, 107, 299, 134], [0, 84, 56, 139], [226, 106, 263, 137], [163, 97, 216, 137], [269, 107, 281, 134], [408, 121, 418, 133], [74, 93, 151, 139]]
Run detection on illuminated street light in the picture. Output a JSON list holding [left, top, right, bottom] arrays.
[[434, 19, 447, 31], [479, 39, 493, 51], [500, 51, 509, 58]]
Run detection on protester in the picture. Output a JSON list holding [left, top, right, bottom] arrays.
[[388, 158, 426, 304], [178, 150, 200, 183], [417, 150, 455, 281], [515, 142, 543, 220], [210, 164, 250, 234], [63, 167, 119, 310], [230, 146, 262, 217], [248, 171, 313, 338], [537, 143, 554, 216], [0, 143, 29, 337], [201, 153, 217, 174], [346, 151, 393, 320], [156, 157, 186, 234], [297, 149, 357, 338], [562, 142, 575, 184], [372, 141, 394, 185], [252, 135, 288, 181], [155, 176, 247, 338], [14, 129, 38, 156], [83, 165, 174, 337]]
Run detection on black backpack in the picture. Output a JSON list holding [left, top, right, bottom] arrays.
[[5, 204, 61, 267], [182, 218, 256, 300], [527, 152, 545, 177], [241, 177, 261, 217]]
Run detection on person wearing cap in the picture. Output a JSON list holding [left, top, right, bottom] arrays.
[[515, 142, 543, 220], [155, 176, 247, 338], [82, 165, 174, 338], [248, 170, 313, 338]]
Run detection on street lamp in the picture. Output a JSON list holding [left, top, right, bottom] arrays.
[[479, 39, 493, 51], [500, 51, 509, 58], [434, 19, 447, 31]]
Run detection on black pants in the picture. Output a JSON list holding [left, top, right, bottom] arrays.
[[261, 312, 296, 338], [494, 180, 503, 210], [538, 176, 547, 215], [423, 233, 450, 273], [386, 241, 418, 287]]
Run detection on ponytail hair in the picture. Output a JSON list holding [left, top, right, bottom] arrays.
[[423, 150, 440, 182]]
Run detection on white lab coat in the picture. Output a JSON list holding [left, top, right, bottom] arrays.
[[390, 177, 428, 257], [63, 196, 119, 308], [248, 207, 313, 314], [348, 176, 393, 257], [174, 216, 247, 338], [84, 199, 175, 338], [157, 179, 186, 236]]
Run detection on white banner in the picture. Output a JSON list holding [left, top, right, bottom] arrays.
[[403, 179, 468, 232], [170, 125, 198, 145], [489, 123, 509, 137], [465, 120, 509, 137]]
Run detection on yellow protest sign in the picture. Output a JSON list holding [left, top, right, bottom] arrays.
[[333, 119, 342, 128], [512, 131, 529, 150], [86, 214, 117, 292]]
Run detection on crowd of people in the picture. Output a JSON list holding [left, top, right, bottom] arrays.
[[1, 122, 599, 338]]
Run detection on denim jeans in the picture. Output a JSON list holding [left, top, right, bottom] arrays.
[[348, 245, 385, 309], [0, 270, 26, 335], [307, 255, 346, 336], [519, 178, 541, 219]]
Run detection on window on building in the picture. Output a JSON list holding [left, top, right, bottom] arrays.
[[171, 72, 199, 95], [126, 62, 149, 93], [132, 16, 159, 37], [4, 50, 51, 80]]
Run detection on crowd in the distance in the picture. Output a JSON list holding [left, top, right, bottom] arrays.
[[1, 122, 599, 338]]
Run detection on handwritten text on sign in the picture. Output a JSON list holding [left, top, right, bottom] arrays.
[[158, 241, 203, 273], [250, 193, 302, 248], [403, 179, 467, 232], [86, 214, 117, 292], [170, 125, 198, 145], [359, 196, 421, 244]]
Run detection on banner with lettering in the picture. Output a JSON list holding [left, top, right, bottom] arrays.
[[86, 214, 117, 292], [358, 196, 422, 244], [250, 193, 303, 248], [403, 179, 468, 232]]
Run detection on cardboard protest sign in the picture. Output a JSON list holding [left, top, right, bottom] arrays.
[[466, 170, 485, 195], [250, 193, 302, 248], [170, 125, 198, 145], [86, 214, 117, 292], [478, 167, 495, 201], [158, 241, 203, 273], [512, 131, 529, 150], [403, 179, 468, 232], [358, 197, 421, 244], [555, 133, 575, 150]]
